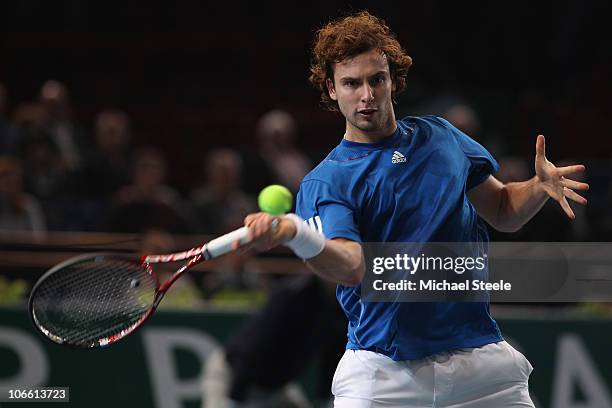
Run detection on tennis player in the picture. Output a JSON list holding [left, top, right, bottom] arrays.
[[241, 11, 588, 407]]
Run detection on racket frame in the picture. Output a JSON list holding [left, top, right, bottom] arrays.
[[29, 226, 250, 348], [28, 252, 207, 348]]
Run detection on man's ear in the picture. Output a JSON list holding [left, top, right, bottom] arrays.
[[326, 78, 337, 101]]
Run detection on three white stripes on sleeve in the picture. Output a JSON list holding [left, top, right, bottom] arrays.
[[305, 215, 323, 234]]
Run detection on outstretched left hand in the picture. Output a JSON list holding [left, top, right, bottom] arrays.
[[535, 135, 589, 219]]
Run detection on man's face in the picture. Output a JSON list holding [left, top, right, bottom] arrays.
[[327, 49, 396, 139]]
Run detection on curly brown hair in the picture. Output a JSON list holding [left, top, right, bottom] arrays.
[[309, 11, 413, 111]]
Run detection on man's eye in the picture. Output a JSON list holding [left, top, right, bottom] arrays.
[[372, 77, 385, 85], [344, 81, 356, 87]]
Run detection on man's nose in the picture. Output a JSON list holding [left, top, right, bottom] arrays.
[[360, 84, 374, 103]]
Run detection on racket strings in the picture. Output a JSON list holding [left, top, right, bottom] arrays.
[[31, 256, 157, 346]]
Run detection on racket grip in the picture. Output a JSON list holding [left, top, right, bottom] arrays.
[[204, 226, 250, 258]]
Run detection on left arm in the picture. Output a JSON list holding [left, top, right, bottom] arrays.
[[468, 135, 589, 232]]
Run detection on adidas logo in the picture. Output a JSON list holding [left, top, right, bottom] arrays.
[[392, 150, 407, 164]]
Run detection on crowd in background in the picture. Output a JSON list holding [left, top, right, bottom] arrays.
[[0, 80, 319, 302], [1, 79, 611, 313], [0, 6, 609, 405], [1, 80, 611, 242], [4, 80, 609, 408], [0, 80, 312, 237]]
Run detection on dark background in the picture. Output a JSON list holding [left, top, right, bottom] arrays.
[[2, 1, 610, 161], [1, 5, 611, 406]]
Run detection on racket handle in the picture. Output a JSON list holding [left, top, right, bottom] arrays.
[[204, 226, 250, 259], [145, 221, 276, 263]]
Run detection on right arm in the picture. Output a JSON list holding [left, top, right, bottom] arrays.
[[304, 238, 364, 286], [240, 212, 364, 286]]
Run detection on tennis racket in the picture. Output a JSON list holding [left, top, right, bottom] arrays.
[[28, 225, 253, 348]]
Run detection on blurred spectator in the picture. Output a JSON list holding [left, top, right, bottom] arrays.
[[18, 126, 67, 200], [445, 103, 480, 137], [71, 109, 132, 197], [52, 109, 133, 231], [94, 110, 131, 168], [0, 156, 46, 235], [39, 80, 89, 170], [17, 126, 81, 230], [442, 99, 506, 157], [113, 146, 181, 207], [243, 110, 311, 194], [190, 148, 257, 235], [11, 101, 48, 129], [108, 146, 191, 233], [407, 94, 508, 158], [0, 83, 20, 155], [495, 156, 530, 184]]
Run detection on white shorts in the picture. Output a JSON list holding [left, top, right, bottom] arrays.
[[332, 341, 534, 408]]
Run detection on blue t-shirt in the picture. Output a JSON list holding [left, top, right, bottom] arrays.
[[295, 115, 503, 361]]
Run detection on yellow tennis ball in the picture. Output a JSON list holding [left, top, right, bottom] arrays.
[[258, 185, 293, 215]]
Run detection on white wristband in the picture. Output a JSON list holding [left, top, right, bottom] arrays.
[[283, 213, 326, 260]]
